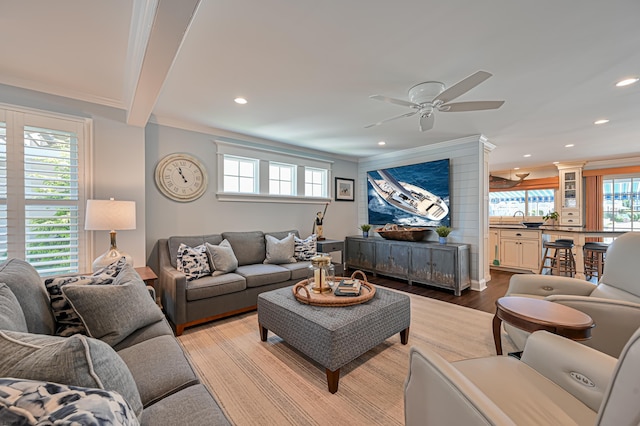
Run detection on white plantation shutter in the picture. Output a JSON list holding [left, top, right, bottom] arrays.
[[0, 106, 90, 275]]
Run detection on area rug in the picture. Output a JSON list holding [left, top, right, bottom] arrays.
[[178, 292, 516, 426]]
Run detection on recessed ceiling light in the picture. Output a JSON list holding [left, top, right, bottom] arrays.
[[594, 119, 609, 125], [523, 154, 531, 158], [565, 144, 575, 148], [616, 77, 639, 87], [234, 97, 247, 104], [378, 141, 386, 146]]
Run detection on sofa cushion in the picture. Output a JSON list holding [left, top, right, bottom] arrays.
[[264, 233, 297, 265], [279, 261, 313, 281], [235, 264, 291, 288], [0, 283, 28, 332], [0, 258, 56, 335], [0, 330, 143, 417], [222, 231, 266, 266], [176, 243, 211, 281], [168, 234, 223, 269], [116, 335, 199, 408], [62, 279, 164, 347], [139, 383, 230, 426], [113, 319, 174, 352], [294, 234, 318, 261], [0, 377, 139, 426], [205, 240, 239, 276], [186, 273, 246, 302], [265, 229, 300, 240]]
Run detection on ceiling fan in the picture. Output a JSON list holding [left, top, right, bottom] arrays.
[[366, 71, 505, 132]]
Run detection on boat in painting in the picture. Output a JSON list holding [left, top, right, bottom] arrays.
[[367, 169, 449, 221]]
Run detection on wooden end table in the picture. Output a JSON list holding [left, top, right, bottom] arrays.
[[493, 296, 594, 355]]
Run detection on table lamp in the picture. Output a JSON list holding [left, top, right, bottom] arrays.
[[85, 198, 136, 271]]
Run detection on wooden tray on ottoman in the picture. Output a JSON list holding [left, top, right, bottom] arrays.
[[292, 270, 376, 307]]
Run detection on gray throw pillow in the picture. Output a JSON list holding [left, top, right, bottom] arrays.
[[62, 281, 164, 348], [264, 233, 297, 264], [0, 283, 28, 332], [205, 240, 239, 276], [0, 330, 143, 417], [0, 377, 139, 426]]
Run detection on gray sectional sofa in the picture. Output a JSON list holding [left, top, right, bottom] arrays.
[[158, 230, 343, 335], [0, 258, 229, 425]]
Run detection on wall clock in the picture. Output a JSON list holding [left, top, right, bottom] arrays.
[[155, 153, 208, 202]]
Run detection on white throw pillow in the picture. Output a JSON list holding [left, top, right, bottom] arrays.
[[176, 243, 211, 281], [264, 234, 297, 264]]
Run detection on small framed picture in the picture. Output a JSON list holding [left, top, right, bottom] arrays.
[[335, 177, 355, 201]]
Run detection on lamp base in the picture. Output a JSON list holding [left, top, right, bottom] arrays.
[[92, 248, 133, 271]]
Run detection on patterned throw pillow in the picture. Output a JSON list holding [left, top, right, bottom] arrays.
[[264, 233, 297, 264], [176, 243, 211, 281], [0, 378, 139, 426], [205, 240, 239, 276], [294, 234, 317, 261], [44, 257, 128, 337]]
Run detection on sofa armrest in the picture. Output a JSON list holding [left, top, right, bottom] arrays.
[[520, 331, 616, 411], [506, 274, 596, 298], [405, 347, 516, 426], [545, 295, 640, 357], [157, 239, 189, 331]]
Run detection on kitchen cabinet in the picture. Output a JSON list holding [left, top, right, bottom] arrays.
[[557, 164, 584, 227], [498, 229, 541, 273]]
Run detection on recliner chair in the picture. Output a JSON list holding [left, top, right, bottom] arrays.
[[404, 326, 640, 425], [504, 231, 640, 357]]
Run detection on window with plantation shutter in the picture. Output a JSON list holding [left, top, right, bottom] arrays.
[[0, 106, 90, 276]]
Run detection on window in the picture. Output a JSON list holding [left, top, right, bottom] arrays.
[[603, 175, 640, 231], [269, 162, 296, 196], [0, 106, 89, 276], [223, 155, 258, 193], [305, 167, 327, 198], [489, 189, 555, 217]]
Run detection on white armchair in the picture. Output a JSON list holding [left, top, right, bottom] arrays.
[[404, 327, 640, 425], [504, 231, 640, 357]]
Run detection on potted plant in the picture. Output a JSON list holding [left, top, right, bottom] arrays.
[[543, 211, 559, 226], [359, 224, 372, 238], [435, 225, 452, 244]]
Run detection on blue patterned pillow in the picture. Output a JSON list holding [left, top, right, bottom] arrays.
[[0, 378, 139, 425], [294, 234, 317, 261], [44, 257, 128, 336], [176, 243, 211, 281]]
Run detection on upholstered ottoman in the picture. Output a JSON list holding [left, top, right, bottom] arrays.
[[257, 285, 410, 393]]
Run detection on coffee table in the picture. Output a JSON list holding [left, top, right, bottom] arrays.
[[257, 285, 410, 393], [493, 296, 594, 355]]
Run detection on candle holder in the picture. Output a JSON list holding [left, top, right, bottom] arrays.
[[307, 255, 334, 294]]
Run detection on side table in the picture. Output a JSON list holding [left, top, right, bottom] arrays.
[[135, 266, 159, 305], [316, 238, 344, 266], [493, 296, 594, 355]]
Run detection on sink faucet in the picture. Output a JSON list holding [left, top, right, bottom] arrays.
[[513, 211, 525, 218]]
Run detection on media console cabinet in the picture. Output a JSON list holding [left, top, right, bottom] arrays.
[[345, 236, 470, 296]]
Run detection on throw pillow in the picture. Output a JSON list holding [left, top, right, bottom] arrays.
[[0, 331, 143, 417], [205, 240, 239, 276], [176, 243, 211, 281], [62, 281, 164, 347], [44, 257, 128, 337], [0, 378, 139, 426], [264, 233, 297, 264], [0, 283, 28, 332], [294, 234, 317, 260]]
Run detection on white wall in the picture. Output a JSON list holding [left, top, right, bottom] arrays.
[[144, 123, 359, 270], [358, 136, 491, 288]]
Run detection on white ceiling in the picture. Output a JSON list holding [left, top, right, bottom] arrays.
[[1, 0, 639, 171]]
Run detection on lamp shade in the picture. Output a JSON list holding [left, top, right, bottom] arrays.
[[85, 199, 136, 231]]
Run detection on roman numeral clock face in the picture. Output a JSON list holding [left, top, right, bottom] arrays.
[[155, 153, 208, 202]]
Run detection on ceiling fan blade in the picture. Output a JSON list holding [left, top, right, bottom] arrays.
[[439, 100, 505, 112], [365, 111, 417, 128], [419, 114, 435, 132], [369, 95, 420, 109], [433, 71, 493, 104]]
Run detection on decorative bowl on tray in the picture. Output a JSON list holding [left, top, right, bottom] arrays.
[[375, 224, 431, 242], [522, 221, 544, 228]]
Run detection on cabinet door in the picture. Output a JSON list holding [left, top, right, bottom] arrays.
[[409, 246, 432, 282], [345, 239, 375, 271], [489, 230, 499, 264], [500, 239, 520, 268], [519, 239, 541, 271], [375, 242, 409, 277], [429, 246, 456, 289]]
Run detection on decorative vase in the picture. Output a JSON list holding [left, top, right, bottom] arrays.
[[439, 236, 447, 244], [362, 231, 369, 238]]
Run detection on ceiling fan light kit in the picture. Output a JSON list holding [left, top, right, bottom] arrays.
[[367, 70, 505, 132]]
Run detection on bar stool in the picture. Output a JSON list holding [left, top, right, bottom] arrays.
[[539, 239, 576, 277], [583, 242, 608, 281]]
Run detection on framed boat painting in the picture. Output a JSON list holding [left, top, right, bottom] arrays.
[[335, 177, 355, 201]]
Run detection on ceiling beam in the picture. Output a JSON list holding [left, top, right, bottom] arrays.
[[126, 0, 201, 127]]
